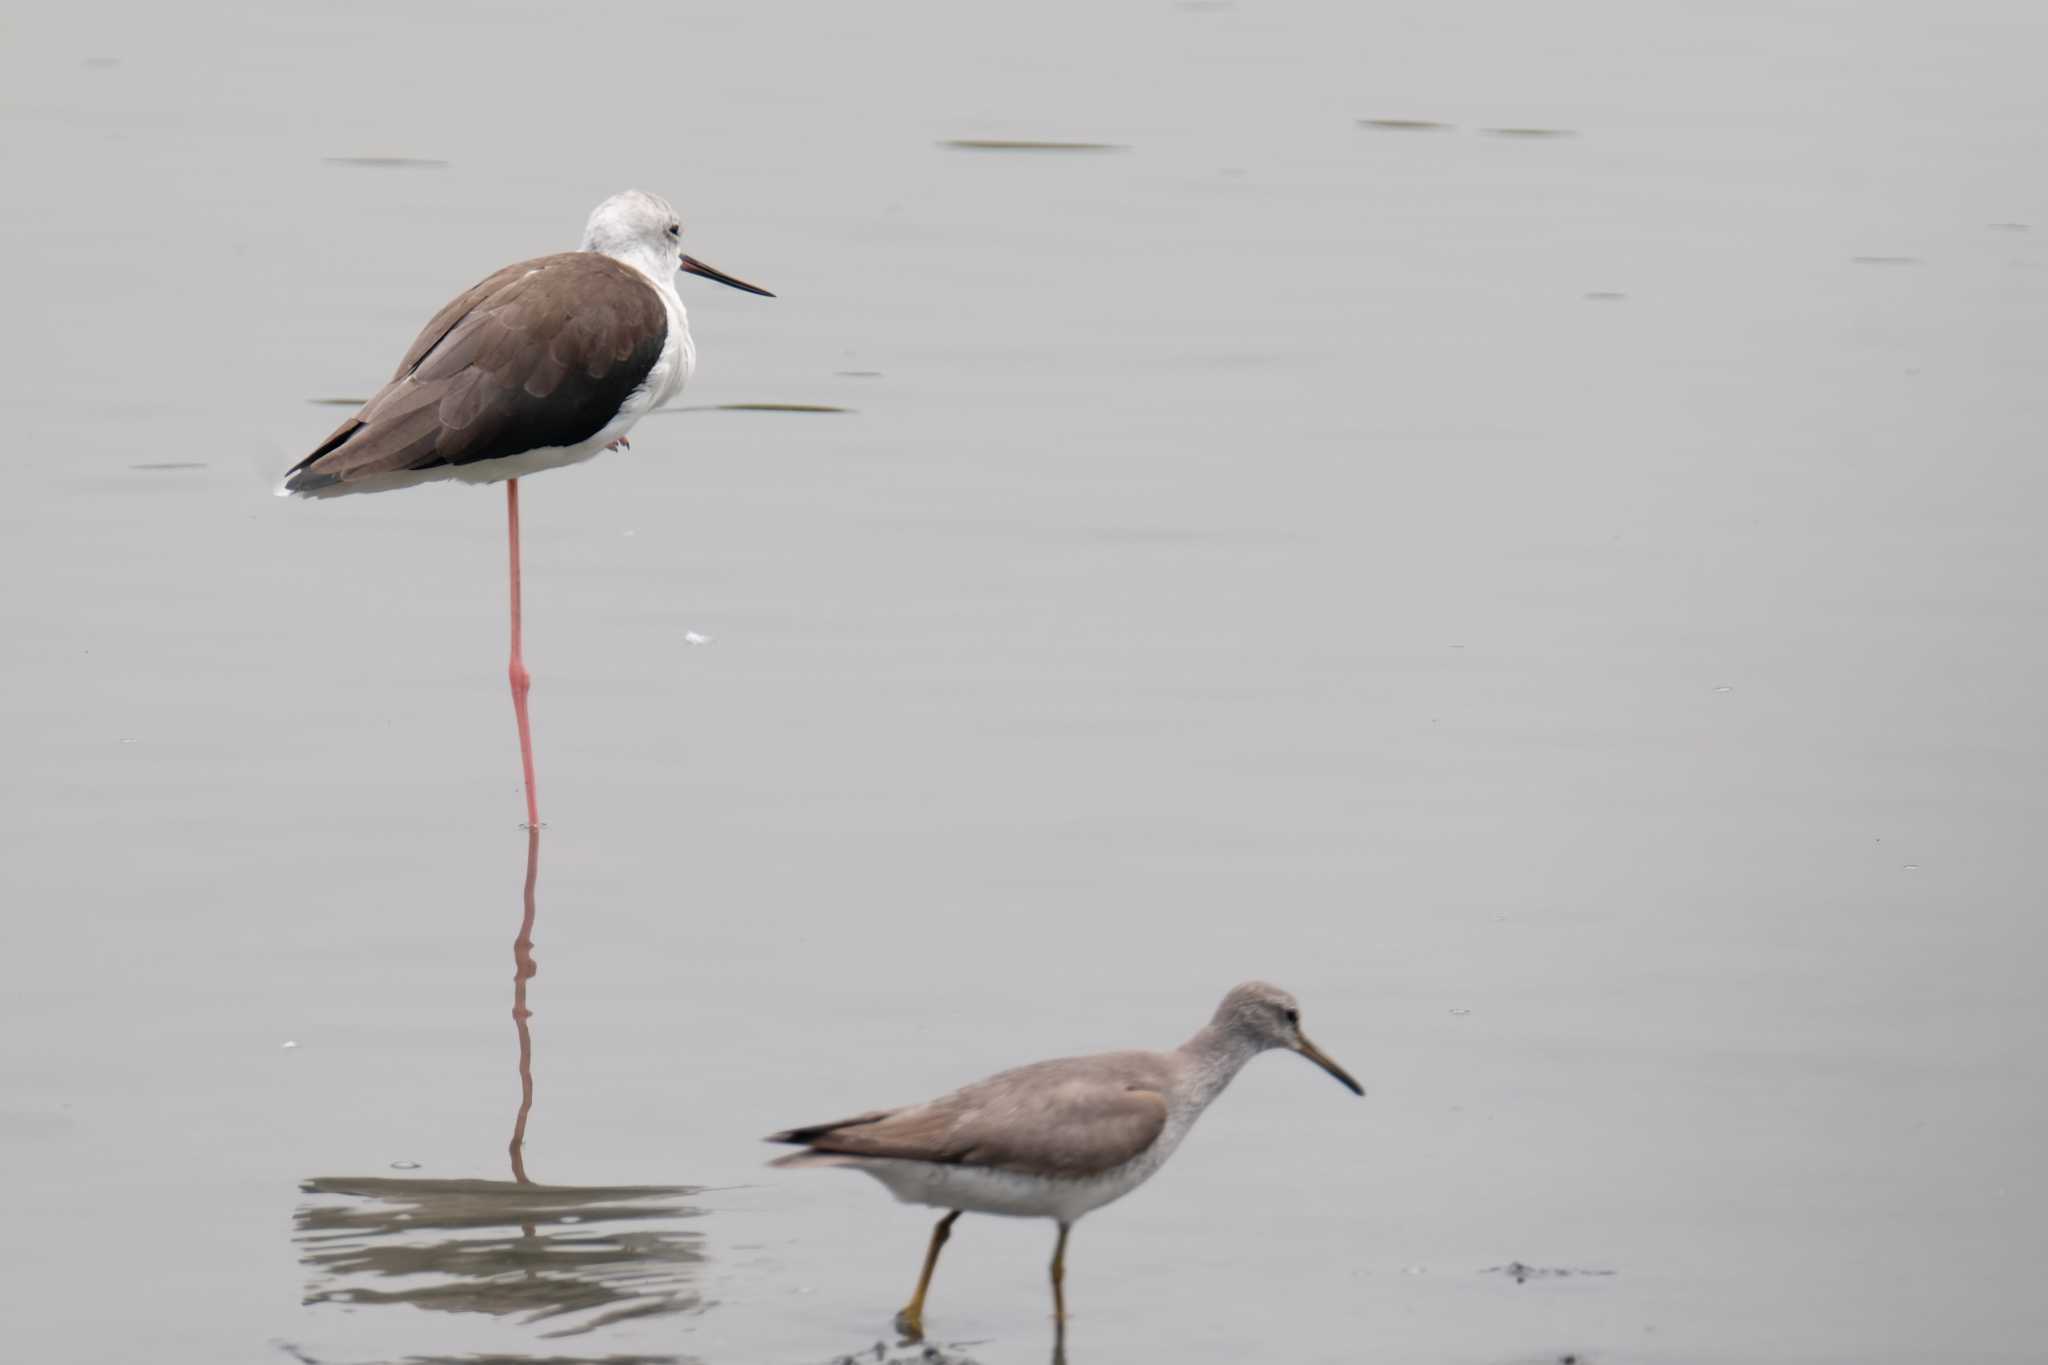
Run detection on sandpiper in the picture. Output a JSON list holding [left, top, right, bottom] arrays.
[[280, 190, 773, 828], [767, 981, 1362, 1340]]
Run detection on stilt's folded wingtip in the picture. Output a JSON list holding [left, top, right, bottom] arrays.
[[277, 467, 344, 499]]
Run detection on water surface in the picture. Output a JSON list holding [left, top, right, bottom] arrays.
[[3, 2, 2045, 1363]]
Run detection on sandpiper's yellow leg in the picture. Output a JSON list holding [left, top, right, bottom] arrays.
[[1050, 1221, 1072, 1323], [895, 1210, 961, 1340]]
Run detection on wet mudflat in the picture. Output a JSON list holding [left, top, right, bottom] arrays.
[[4, 2, 2047, 1363]]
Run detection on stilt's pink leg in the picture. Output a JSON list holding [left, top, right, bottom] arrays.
[[507, 479, 540, 829]]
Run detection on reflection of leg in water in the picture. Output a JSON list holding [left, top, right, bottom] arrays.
[[293, 1170, 707, 1332], [294, 823, 708, 1341], [509, 826, 541, 1184]]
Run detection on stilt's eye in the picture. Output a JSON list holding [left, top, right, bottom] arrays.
[[1283, 1008, 1299, 1025], [666, 224, 681, 238]]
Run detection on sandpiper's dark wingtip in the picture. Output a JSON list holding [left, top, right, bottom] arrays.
[[765, 1109, 895, 1146]]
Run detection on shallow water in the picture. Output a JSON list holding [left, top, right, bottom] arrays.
[[5, 2, 2047, 1362]]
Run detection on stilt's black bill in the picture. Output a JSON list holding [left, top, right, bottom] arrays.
[[679, 254, 774, 298]]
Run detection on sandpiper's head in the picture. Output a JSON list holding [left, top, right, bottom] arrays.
[[579, 189, 774, 298], [1213, 981, 1364, 1095]]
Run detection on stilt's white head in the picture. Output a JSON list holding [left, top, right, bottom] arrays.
[[580, 189, 680, 270], [578, 190, 774, 299]]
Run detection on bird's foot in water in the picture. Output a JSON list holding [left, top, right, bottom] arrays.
[[892, 1305, 925, 1342]]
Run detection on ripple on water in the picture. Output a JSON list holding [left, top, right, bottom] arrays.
[[294, 1175, 706, 1337]]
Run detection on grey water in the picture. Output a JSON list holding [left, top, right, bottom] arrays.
[[3, 1, 2046, 1362]]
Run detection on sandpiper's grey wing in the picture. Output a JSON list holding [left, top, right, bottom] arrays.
[[768, 1053, 1173, 1179], [283, 253, 667, 494]]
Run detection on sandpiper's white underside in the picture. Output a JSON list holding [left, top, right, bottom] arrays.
[[849, 1149, 1163, 1224], [831, 1087, 1206, 1224]]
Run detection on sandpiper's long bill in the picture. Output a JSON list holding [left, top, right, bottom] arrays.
[[767, 981, 1361, 1343]]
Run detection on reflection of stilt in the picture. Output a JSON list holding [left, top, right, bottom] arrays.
[[294, 825, 709, 1346], [295, 1174, 706, 1335], [508, 826, 540, 1184]]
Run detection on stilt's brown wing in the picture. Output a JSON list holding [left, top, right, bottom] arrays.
[[284, 253, 667, 494]]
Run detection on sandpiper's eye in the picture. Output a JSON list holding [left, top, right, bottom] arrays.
[[666, 224, 680, 237], [1283, 1007, 1299, 1025]]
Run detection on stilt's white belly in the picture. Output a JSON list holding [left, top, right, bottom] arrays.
[[447, 436, 612, 485], [294, 425, 618, 497]]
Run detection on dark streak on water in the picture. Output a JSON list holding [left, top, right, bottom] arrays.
[[1851, 255, 1922, 266], [939, 139, 1127, 153], [1483, 1261, 1619, 1284], [1357, 118, 1452, 131], [308, 398, 366, 406], [131, 461, 208, 470], [1481, 127, 1578, 138], [323, 156, 452, 168]]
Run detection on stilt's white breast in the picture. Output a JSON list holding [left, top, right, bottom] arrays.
[[593, 260, 693, 432]]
